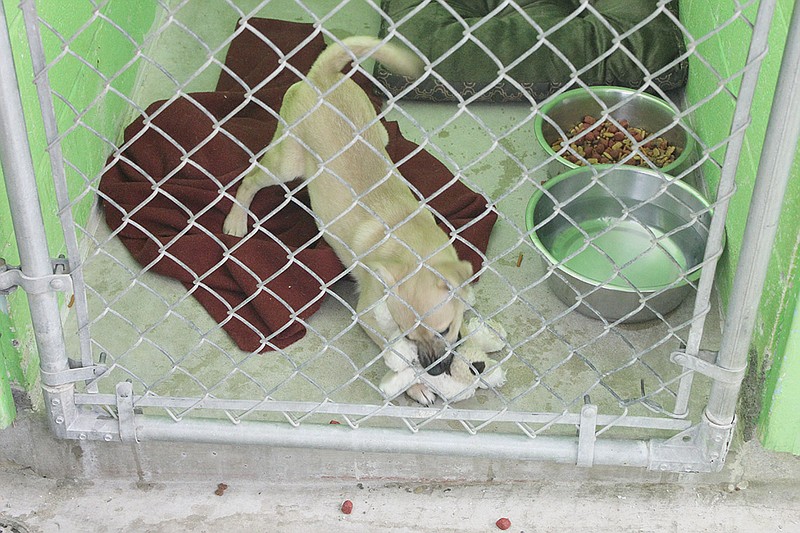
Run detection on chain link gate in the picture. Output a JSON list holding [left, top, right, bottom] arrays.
[[2, 0, 798, 471]]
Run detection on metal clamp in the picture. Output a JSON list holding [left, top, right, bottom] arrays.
[[0, 257, 73, 295], [116, 382, 137, 442], [671, 350, 747, 385], [40, 364, 109, 387]]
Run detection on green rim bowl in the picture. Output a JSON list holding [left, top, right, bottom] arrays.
[[534, 86, 695, 178], [526, 165, 714, 323]]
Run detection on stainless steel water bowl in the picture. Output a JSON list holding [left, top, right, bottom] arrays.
[[526, 166, 714, 323], [534, 86, 695, 178]]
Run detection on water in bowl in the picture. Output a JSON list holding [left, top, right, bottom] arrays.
[[550, 216, 687, 290]]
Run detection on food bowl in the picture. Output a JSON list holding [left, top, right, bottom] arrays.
[[525, 166, 714, 323], [534, 86, 694, 178]]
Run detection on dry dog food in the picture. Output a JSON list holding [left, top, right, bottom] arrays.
[[341, 500, 354, 514], [496, 517, 512, 530], [551, 115, 682, 168]]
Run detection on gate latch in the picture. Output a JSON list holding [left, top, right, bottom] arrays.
[[671, 350, 746, 385], [0, 257, 72, 295]]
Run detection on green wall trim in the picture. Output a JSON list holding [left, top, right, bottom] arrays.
[[760, 278, 800, 454], [0, 296, 17, 427]]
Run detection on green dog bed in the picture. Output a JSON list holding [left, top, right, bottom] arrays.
[[376, 0, 688, 102]]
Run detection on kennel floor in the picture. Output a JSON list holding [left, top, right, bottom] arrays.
[[62, 0, 722, 438]]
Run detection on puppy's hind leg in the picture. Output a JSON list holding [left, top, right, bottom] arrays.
[[223, 130, 305, 237]]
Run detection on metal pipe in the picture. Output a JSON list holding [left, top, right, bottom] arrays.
[[73, 393, 693, 431], [135, 416, 651, 467], [707, 0, 800, 426], [0, 2, 68, 378], [20, 0, 95, 385], [673, 0, 779, 416]]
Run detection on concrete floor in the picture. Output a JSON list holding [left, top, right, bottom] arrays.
[[1, 437, 799, 532]]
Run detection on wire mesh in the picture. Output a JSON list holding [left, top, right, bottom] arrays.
[[19, 0, 766, 447]]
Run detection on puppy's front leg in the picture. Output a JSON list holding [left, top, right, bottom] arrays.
[[379, 367, 418, 399], [368, 299, 418, 372], [223, 167, 267, 237], [223, 131, 305, 237]]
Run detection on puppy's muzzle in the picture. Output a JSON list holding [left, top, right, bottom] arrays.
[[418, 339, 453, 376]]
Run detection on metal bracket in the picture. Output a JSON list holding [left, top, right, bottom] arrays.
[[0, 257, 73, 295], [649, 413, 736, 472], [671, 350, 747, 385], [116, 382, 137, 442], [576, 397, 598, 467], [40, 364, 109, 387]]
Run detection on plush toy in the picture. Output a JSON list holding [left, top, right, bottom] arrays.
[[379, 317, 508, 405]]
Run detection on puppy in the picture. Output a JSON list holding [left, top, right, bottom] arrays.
[[223, 36, 474, 404]]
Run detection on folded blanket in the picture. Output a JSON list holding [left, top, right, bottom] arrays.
[[99, 19, 497, 353]]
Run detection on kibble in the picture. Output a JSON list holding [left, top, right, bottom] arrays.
[[341, 499, 354, 514], [551, 115, 682, 168], [496, 517, 512, 530]]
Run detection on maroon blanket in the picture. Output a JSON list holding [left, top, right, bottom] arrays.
[[99, 19, 497, 353]]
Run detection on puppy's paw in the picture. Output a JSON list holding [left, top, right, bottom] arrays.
[[383, 337, 418, 372], [379, 368, 417, 399], [406, 383, 437, 406], [222, 206, 248, 237]]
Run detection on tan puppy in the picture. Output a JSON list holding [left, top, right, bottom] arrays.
[[223, 36, 474, 405]]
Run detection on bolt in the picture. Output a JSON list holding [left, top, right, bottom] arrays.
[[79, 433, 87, 440], [52, 398, 61, 406], [55, 416, 64, 424], [660, 464, 669, 471], [104, 434, 113, 442], [50, 278, 64, 290]]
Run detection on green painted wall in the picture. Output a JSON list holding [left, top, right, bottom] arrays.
[[762, 283, 800, 453], [681, 0, 800, 453], [0, 0, 157, 427]]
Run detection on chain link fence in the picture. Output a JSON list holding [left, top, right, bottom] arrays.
[[8, 0, 778, 467]]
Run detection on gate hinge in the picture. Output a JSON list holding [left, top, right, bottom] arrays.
[[671, 350, 746, 385], [0, 257, 72, 295], [649, 413, 735, 472]]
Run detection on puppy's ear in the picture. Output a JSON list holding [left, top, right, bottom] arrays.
[[436, 259, 474, 290], [365, 261, 404, 289]]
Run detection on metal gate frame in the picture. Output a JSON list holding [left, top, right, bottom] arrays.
[[2, 0, 799, 472]]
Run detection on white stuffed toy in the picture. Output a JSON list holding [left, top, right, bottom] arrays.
[[379, 317, 508, 405]]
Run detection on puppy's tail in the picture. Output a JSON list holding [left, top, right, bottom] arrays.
[[307, 36, 424, 90]]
